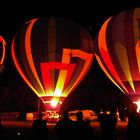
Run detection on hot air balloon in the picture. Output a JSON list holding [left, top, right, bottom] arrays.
[[0, 35, 6, 73], [11, 17, 94, 113], [94, 8, 140, 110]]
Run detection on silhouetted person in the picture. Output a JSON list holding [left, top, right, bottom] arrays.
[[55, 111, 74, 140], [74, 111, 93, 140], [85, 119, 94, 140], [32, 112, 48, 140], [98, 111, 117, 140], [126, 103, 140, 140]]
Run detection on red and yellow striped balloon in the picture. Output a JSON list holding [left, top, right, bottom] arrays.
[[11, 17, 94, 111], [0, 35, 6, 65], [94, 8, 140, 102]]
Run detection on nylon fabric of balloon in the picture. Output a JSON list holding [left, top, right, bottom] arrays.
[[11, 17, 94, 111], [94, 8, 140, 102], [0, 35, 6, 65], [0, 35, 6, 73]]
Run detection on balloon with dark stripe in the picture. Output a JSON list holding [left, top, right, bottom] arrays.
[[0, 35, 6, 73], [94, 8, 140, 103], [11, 17, 94, 111]]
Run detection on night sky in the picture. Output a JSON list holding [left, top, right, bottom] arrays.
[[0, 1, 139, 112]]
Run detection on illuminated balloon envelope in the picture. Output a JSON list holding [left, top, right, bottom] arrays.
[[0, 35, 6, 72], [11, 17, 94, 111], [94, 8, 140, 108]]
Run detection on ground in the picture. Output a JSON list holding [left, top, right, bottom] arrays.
[[1, 120, 128, 140]]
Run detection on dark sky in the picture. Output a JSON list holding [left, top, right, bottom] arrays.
[[0, 1, 139, 112]]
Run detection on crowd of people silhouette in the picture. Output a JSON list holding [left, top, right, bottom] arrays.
[[54, 104, 140, 140], [55, 111, 93, 140], [1, 106, 140, 140]]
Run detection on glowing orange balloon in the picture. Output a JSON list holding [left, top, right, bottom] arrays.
[[0, 35, 6, 64], [11, 17, 94, 111], [0, 35, 6, 72], [94, 8, 140, 103]]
